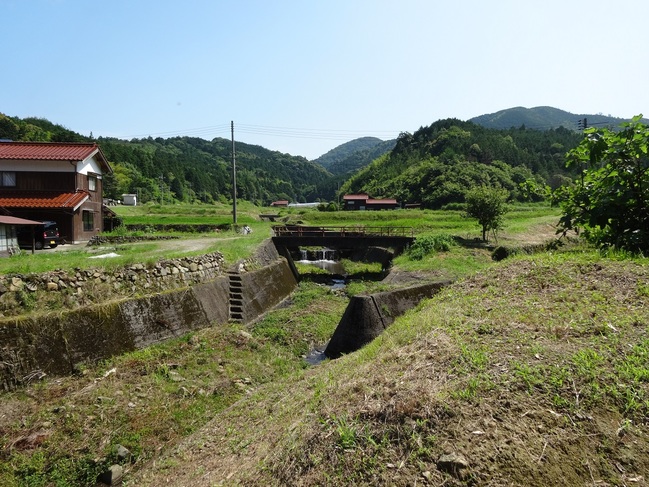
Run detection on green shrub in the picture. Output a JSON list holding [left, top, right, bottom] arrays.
[[408, 234, 456, 260], [492, 246, 515, 261]]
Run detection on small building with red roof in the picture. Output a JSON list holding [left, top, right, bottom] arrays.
[[342, 193, 400, 211], [366, 198, 399, 210], [0, 141, 112, 244]]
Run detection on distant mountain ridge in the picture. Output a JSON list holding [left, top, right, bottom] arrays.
[[312, 136, 396, 176], [316, 107, 643, 178], [469, 106, 641, 130]]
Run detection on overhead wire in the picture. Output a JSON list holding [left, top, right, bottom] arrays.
[[235, 123, 399, 141], [111, 119, 609, 146], [112, 123, 400, 143], [113, 124, 232, 140]]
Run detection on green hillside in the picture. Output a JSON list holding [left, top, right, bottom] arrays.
[[0, 113, 334, 206], [98, 136, 333, 205], [341, 118, 584, 208], [313, 136, 396, 176], [5, 108, 628, 209], [470, 105, 634, 131]]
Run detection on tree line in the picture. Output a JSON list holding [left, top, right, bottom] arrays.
[[0, 114, 334, 206], [340, 118, 584, 208]]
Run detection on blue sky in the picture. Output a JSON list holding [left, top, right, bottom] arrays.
[[3, 0, 648, 159]]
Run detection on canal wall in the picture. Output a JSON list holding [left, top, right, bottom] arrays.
[[325, 280, 452, 358], [0, 240, 297, 391]]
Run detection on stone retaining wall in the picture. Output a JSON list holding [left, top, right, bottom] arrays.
[[0, 240, 298, 390], [0, 253, 226, 317]]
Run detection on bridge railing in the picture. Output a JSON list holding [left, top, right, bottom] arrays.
[[272, 225, 414, 238]]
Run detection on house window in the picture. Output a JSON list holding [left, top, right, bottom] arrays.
[[0, 171, 16, 187], [83, 211, 94, 231], [88, 174, 97, 192]]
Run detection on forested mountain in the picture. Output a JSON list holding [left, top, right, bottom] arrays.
[[98, 136, 334, 205], [312, 137, 396, 176], [470, 106, 634, 131], [0, 113, 333, 205], [340, 118, 585, 209], [4, 109, 622, 209], [0, 114, 89, 143]]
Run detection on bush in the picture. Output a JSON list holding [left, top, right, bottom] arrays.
[[440, 202, 466, 211], [408, 234, 456, 260], [492, 246, 515, 261]]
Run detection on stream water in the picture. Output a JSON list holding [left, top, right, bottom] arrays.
[[298, 248, 346, 365], [305, 348, 328, 365], [297, 249, 346, 275]]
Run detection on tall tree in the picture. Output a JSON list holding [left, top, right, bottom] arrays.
[[464, 185, 509, 241]]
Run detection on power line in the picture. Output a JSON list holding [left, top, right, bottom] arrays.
[[111, 123, 399, 142], [113, 124, 231, 139], [235, 123, 399, 141]]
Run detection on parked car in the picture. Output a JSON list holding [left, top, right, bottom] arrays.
[[17, 221, 60, 250]]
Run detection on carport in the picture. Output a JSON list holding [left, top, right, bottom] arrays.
[[0, 215, 44, 256]]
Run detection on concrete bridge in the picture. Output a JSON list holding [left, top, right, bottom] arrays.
[[271, 225, 415, 280]]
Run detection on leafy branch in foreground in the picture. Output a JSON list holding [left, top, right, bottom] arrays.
[[553, 115, 649, 253]]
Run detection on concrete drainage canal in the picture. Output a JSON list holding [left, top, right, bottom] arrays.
[[292, 246, 452, 364], [0, 240, 451, 389]]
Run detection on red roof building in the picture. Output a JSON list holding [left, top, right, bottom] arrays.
[[0, 142, 112, 244], [342, 193, 400, 210]]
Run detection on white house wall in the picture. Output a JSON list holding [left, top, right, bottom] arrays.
[[1, 155, 103, 177], [0, 160, 76, 172], [77, 155, 104, 178]]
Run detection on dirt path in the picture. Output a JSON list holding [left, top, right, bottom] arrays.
[[52, 236, 230, 254]]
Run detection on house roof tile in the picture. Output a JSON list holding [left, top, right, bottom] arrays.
[[343, 194, 370, 200], [367, 199, 398, 205], [0, 142, 112, 172], [0, 191, 90, 210]]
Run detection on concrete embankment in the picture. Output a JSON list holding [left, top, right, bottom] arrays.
[[0, 240, 297, 391], [325, 280, 452, 358]]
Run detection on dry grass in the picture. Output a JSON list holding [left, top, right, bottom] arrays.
[[126, 251, 649, 486]]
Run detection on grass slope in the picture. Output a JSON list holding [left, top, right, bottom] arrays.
[[3, 203, 647, 486], [128, 251, 649, 486]]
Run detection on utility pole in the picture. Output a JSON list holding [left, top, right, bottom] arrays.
[[577, 118, 588, 131], [231, 121, 237, 225]]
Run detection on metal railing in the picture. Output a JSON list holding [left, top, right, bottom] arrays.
[[272, 225, 414, 238]]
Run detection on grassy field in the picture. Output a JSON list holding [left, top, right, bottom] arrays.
[[0, 202, 561, 277], [6, 202, 639, 486]]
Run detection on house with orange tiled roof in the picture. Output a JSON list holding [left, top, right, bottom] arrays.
[[0, 141, 112, 244]]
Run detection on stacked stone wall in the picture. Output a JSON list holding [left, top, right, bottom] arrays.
[[0, 243, 296, 390], [0, 253, 226, 317]]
